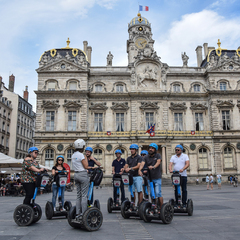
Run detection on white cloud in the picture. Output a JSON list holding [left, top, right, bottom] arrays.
[[155, 9, 240, 66]]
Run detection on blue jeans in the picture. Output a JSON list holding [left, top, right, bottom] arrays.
[[174, 176, 187, 205], [149, 179, 162, 198], [52, 184, 65, 208]]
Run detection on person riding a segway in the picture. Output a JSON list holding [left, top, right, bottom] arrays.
[[108, 150, 126, 212], [140, 150, 149, 202], [169, 144, 193, 215]]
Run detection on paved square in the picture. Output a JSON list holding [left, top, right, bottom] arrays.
[[0, 184, 239, 240]]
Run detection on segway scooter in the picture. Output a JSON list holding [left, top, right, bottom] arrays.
[[68, 167, 103, 231], [45, 171, 72, 220], [141, 169, 174, 224], [13, 170, 50, 226], [108, 173, 122, 213], [169, 171, 193, 216]]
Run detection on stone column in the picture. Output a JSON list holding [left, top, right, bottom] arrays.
[[161, 145, 166, 174], [203, 43, 208, 58]]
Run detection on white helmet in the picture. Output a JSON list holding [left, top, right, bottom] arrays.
[[74, 139, 86, 149]]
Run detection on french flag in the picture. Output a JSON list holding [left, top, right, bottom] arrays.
[[139, 5, 149, 11]]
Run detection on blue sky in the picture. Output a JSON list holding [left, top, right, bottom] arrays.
[[0, 0, 240, 110]]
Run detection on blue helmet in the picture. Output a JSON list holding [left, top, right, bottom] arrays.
[[115, 149, 122, 154], [129, 144, 139, 150], [149, 143, 158, 151], [56, 155, 64, 161], [28, 147, 38, 153], [85, 147, 93, 153], [141, 150, 148, 155], [175, 144, 183, 151]]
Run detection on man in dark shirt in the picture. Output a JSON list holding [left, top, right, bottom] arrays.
[[124, 144, 143, 205], [139, 143, 163, 208], [112, 149, 126, 204]]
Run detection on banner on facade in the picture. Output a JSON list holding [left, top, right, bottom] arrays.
[[107, 131, 111, 136]]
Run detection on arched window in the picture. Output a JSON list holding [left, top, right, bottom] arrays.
[[95, 84, 102, 92], [220, 82, 227, 91], [93, 149, 102, 162], [173, 84, 180, 92], [199, 148, 208, 169], [224, 147, 233, 168], [193, 84, 200, 92], [67, 149, 74, 169], [48, 82, 56, 91], [45, 148, 55, 168], [69, 81, 77, 90], [116, 84, 124, 92]]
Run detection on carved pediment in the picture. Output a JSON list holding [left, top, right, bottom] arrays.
[[63, 100, 82, 111], [169, 102, 187, 111], [41, 100, 60, 109], [209, 61, 240, 72], [190, 102, 208, 110], [111, 102, 129, 111], [134, 45, 161, 63], [140, 102, 159, 110], [89, 102, 108, 111], [37, 59, 88, 72], [216, 100, 234, 109]]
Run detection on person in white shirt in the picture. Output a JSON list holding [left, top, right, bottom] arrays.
[[209, 174, 214, 190], [217, 174, 222, 189], [72, 139, 89, 220], [206, 174, 210, 190], [169, 145, 189, 208]]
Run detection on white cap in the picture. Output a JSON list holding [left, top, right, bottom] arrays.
[[74, 139, 86, 149]]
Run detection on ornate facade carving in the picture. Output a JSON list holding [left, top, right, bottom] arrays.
[[190, 102, 208, 111], [161, 63, 169, 85], [89, 102, 108, 111], [137, 65, 158, 87], [134, 45, 161, 63], [110, 102, 129, 111], [216, 100, 234, 110], [139, 102, 159, 110], [169, 102, 187, 111], [41, 100, 60, 109], [63, 100, 82, 112]]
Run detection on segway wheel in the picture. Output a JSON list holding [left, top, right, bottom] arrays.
[[169, 198, 175, 207], [32, 203, 42, 223], [138, 200, 146, 220], [82, 207, 103, 231], [13, 204, 34, 226], [94, 199, 101, 210], [64, 201, 72, 212], [67, 206, 81, 229], [45, 201, 54, 220], [160, 203, 174, 224], [187, 199, 193, 216], [142, 202, 152, 223], [107, 197, 113, 213], [121, 200, 130, 219]]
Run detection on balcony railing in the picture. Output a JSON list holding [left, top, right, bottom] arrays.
[[88, 130, 213, 138]]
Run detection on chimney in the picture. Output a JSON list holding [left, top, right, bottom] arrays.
[[87, 46, 92, 65], [203, 43, 208, 58], [195, 46, 203, 67], [23, 86, 29, 102], [9, 74, 15, 92], [83, 41, 88, 54], [208, 47, 215, 54]]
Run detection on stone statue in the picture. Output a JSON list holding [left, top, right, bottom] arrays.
[[182, 52, 189, 67], [131, 70, 136, 85], [55, 52, 62, 60], [65, 52, 72, 61], [232, 52, 239, 62], [222, 52, 229, 61], [107, 51, 113, 66]]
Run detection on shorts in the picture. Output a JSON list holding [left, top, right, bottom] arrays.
[[129, 176, 142, 193], [217, 179, 221, 183], [148, 178, 162, 198]]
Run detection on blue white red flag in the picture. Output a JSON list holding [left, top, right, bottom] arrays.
[[146, 123, 155, 134], [139, 5, 149, 11]]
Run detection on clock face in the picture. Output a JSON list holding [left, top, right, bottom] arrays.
[[135, 38, 148, 49]]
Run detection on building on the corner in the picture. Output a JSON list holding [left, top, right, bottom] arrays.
[[34, 14, 240, 183], [1, 75, 36, 159]]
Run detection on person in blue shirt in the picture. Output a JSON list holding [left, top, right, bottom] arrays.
[[112, 150, 126, 204]]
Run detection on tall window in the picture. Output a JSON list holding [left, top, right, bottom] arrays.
[[174, 113, 183, 131], [93, 149, 102, 162], [195, 113, 204, 131], [48, 82, 55, 91], [67, 149, 74, 169], [224, 147, 233, 168], [69, 82, 77, 90], [2, 121, 5, 131], [94, 113, 103, 132], [146, 112, 154, 130], [68, 111, 76, 131], [7, 124, 9, 133], [222, 110, 230, 130], [220, 82, 227, 90], [194, 84, 200, 92], [6, 138, 9, 147], [95, 84, 102, 92], [173, 84, 180, 92], [46, 111, 55, 131], [116, 113, 124, 131], [199, 148, 208, 169], [1, 136, 4, 145], [116, 84, 124, 92], [45, 149, 54, 168]]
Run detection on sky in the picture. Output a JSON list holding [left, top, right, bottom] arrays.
[[0, 0, 240, 111]]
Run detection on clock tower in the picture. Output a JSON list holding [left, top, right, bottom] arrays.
[[127, 13, 154, 65]]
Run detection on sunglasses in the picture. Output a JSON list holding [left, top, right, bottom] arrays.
[[33, 151, 38, 154], [175, 149, 181, 152], [58, 159, 63, 161]]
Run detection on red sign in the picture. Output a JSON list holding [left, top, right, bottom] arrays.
[[191, 131, 195, 135], [107, 131, 111, 136], [150, 132, 155, 137], [63, 163, 71, 184]]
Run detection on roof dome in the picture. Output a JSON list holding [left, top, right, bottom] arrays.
[[128, 13, 150, 28]]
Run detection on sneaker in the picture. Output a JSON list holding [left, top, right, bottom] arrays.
[[183, 205, 187, 209], [54, 207, 56, 211], [61, 208, 66, 211]]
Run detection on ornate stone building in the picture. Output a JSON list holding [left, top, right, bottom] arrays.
[[35, 14, 240, 183]]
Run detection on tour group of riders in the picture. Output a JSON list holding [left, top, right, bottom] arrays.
[[21, 140, 189, 220]]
